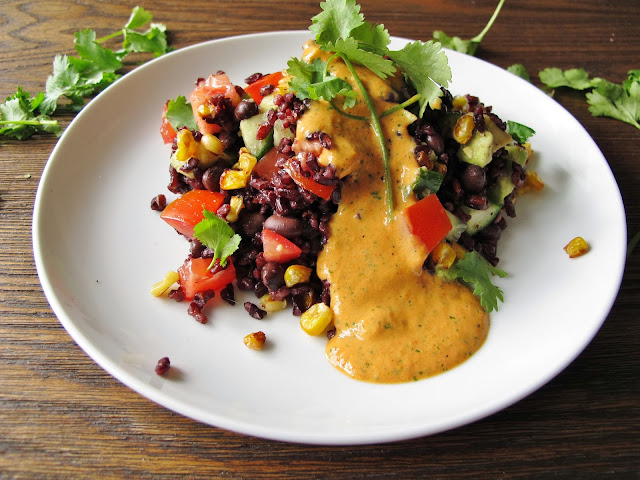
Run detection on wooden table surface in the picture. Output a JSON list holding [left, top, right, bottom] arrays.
[[1, 0, 638, 477]]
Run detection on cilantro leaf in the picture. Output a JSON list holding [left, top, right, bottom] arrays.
[[587, 74, 640, 130], [310, 0, 365, 46], [433, 0, 506, 56], [538, 67, 593, 90], [507, 120, 536, 143], [350, 21, 391, 51], [438, 250, 507, 313], [507, 64, 531, 82], [412, 167, 443, 199], [124, 6, 153, 30], [331, 37, 395, 78], [123, 23, 169, 57], [539, 68, 640, 130], [0, 88, 61, 140], [287, 57, 357, 108], [165, 96, 198, 131], [387, 40, 452, 116], [193, 210, 241, 269]]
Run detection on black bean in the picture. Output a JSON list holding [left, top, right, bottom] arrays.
[[234, 99, 259, 121], [461, 164, 487, 193], [240, 212, 266, 236], [261, 261, 285, 291], [264, 214, 304, 238], [426, 133, 444, 155], [202, 165, 224, 192]]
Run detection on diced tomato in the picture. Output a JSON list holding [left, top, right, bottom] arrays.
[[284, 160, 335, 201], [403, 194, 452, 253], [160, 189, 226, 239], [178, 257, 236, 300], [253, 147, 282, 180], [160, 101, 177, 144], [243, 71, 285, 105], [261, 229, 302, 263], [189, 73, 242, 135]]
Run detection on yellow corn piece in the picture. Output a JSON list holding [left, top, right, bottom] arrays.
[[236, 147, 257, 174], [220, 169, 250, 190], [243, 331, 266, 350], [175, 129, 199, 162], [429, 96, 442, 111], [452, 95, 469, 111], [518, 170, 545, 194], [276, 74, 292, 96], [284, 265, 312, 287], [201, 134, 224, 155], [453, 114, 475, 144], [197, 103, 213, 117], [451, 242, 468, 260], [259, 294, 287, 312], [300, 303, 333, 336], [225, 196, 244, 223], [523, 142, 533, 161], [150, 270, 180, 297], [430, 242, 456, 270], [564, 237, 589, 258]]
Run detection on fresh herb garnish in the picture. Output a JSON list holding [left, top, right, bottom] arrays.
[[165, 95, 198, 131], [507, 120, 536, 144], [433, 0, 506, 56], [0, 6, 170, 140], [507, 64, 531, 82], [539, 68, 640, 130], [287, 0, 451, 219], [412, 168, 444, 199], [438, 250, 508, 313], [192, 209, 241, 270]]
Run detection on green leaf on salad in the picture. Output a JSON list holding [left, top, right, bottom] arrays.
[[331, 37, 395, 78], [124, 5, 154, 30], [310, 0, 366, 46], [165, 95, 198, 131], [507, 63, 531, 82], [507, 120, 536, 144], [193, 210, 241, 269], [287, 57, 357, 108], [412, 167, 443, 199], [438, 250, 507, 313], [433, 0, 506, 56]]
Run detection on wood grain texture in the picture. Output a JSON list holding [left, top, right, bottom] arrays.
[[1, 0, 638, 478]]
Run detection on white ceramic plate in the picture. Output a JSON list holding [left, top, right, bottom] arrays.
[[33, 31, 626, 445]]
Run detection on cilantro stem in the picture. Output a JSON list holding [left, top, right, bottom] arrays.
[[329, 100, 367, 121], [471, 0, 506, 43], [380, 94, 421, 118], [0, 119, 58, 127], [96, 30, 124, 43], [339, 54, 394, 220]]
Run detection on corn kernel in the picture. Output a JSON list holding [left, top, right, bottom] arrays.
[[201, 134, 224, 155], [453, 114, 475, 144], [451, 242, 468, 260], [518, 170, 545, 194], [236, 147, 257, 174], [150, 270, 180, 297], [430, 242, 456, 269], [243, 331, 266, 350], [300, 303, 333, 336], [284, 265, 312, 287], [258, 294, 287, 312], [175, 129, 199, 162], [452, 95, 469, 111], [564, 237, 589, 258], [220, 169, 250, 190], [429, 97, 442, 110], [225, 196, 244, 223], [197, 103, 213, 117]]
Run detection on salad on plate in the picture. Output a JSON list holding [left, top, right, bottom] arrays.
[[151, 0, 542, 384]]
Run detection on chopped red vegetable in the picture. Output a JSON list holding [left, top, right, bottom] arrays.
[[244, 71, 285, 105], [261, 228, 302, 263], [160, 189, 226, 239], [178, 257, 236, 300], [403, 194, 452, 253]]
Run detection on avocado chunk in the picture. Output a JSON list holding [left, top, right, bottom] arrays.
[[445, 210, 467, 242], [504, 144, 528, 166], [457, 129, 494, 167], [239, 112, 273, 159], [488, 175, 516, 205], [461, 202, 502, 235]]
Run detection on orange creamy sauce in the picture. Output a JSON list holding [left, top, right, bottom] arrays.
[[297, 42, 489, 383]]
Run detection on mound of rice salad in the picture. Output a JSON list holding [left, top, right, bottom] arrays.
[[150, 1, 542, 383]]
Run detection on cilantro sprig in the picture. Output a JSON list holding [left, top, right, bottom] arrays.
[[165, 95, 198, 131], [438, 251, 508, 313], [0, 6, 170, 140], [433, 0, 506, 56], [193, 210, 241, 271], [286, 0, 451, 219], [539, 68, 640, 130]]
